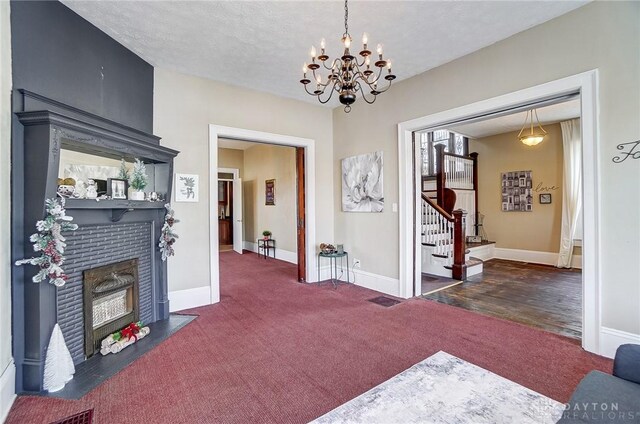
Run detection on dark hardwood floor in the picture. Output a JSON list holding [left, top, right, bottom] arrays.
[[422, 259, 582, 340]]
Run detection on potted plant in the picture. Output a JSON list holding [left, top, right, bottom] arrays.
[[262, 230, 272, 240], [128, 158, 148, 200]]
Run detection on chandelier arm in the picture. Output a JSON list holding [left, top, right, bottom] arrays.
[[355, 81, 378, 104], [322, 58, 342, 72], [310, 68, 334, 90], [316, 81, 339, 104]]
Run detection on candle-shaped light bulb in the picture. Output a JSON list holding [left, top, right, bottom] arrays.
[[387, 59, 392, 70], [320, 38, 326, 50], [344, 36, 351, 48], [310, 46, 317, 58], [365, 56, 370, 67], [377, 43, 383, 56], [362, 32, 368, 45], [303, 63, 308, 74], [316, 74, 322, 84]]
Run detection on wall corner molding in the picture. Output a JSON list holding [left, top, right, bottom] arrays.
[[0, 360, 16, 423]]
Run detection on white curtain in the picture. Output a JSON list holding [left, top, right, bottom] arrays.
[[557, 118, 582, 268]]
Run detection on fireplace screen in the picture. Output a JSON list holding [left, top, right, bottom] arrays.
[[83, 259, 139, 358]]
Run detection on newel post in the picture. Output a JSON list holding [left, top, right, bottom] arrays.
[[452, 209, 467, 281], [434, 144, 446, 207], [469, 152, 479, 236]]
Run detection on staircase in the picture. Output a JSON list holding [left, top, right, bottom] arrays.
[[420, 193, 483, 280]]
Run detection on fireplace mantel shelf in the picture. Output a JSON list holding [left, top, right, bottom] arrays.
[[64, 199, 167, 210]]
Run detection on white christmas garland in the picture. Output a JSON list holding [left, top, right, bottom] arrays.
[[15, 197, 78, 287], [159, 204, 179, 261]]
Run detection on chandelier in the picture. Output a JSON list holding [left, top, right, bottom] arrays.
[[300, 0, 396, 113], [518, 109, 547, 146]]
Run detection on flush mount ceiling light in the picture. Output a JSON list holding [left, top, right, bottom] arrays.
[[299, 0, 396, 113], [518, 109, 547, 146]]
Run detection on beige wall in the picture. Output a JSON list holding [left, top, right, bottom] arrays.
[[333, 2, 640, 333], [243, 144, 297, 253], [0, 0, 13, 411], [218, 146, 244, 177], [472, 124, 563, 253], [154, 69, 334, 292]]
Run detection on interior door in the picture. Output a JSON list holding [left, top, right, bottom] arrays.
[[232, 178, 243, 254], [296, 148, 306, 282]]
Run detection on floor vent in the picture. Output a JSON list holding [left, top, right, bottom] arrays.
[[368, 296, 401, 307], [50, 409, 94, 424]]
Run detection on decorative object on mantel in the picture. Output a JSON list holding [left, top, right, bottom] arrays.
[[100, 321, 150, 356], [262, 230, 272, 240], [118, 158, 130, 180], [265, 179, 275, 205], [501, 171, 533, 212], [175, 173, 199, 202], [518, 109, 547, 146], [319, 243, 337, 254], [15, 197, 78, 287], [159, 204, 179, 261], [299, 0, 396, 113], [107, 178, 128, 200], [85, 179, 98, 199], [43, 323, 75, 392], [129, 158, 148, 201], [341, 151, 384, 212], [613, 139, 640, 163]]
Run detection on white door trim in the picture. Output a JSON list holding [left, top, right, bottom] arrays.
[[397, 70, 601, 355], [217, 167, 240, 180], [209, 125, 317, 304]]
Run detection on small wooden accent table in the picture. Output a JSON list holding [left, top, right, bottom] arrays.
[[257, 238, 276, 259]]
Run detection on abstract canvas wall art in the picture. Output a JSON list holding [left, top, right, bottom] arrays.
[[501, 170, 533, 212], [341, 151, 384, 212]]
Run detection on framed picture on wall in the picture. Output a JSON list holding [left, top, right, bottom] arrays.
[[175, 173, 199, 202], [500, 170, 532, 212], [265, 179, 275, 205], [539, 193, 552, 204]]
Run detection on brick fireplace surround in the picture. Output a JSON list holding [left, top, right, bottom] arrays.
[[11, 90, 179, 393]]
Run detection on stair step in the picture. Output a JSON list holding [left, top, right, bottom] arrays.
[[443, 257, 484, 270], [432, 254, 448, 259]]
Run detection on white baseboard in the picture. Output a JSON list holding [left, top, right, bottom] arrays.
[[168, 286, 212, 312], [318, 265, 401, 297], [0, 360, 16, 423], [493, 247, 582, 269], [467, 243, 495, 261], [599, 327, 640, 359], [243, 241, 298, 264]]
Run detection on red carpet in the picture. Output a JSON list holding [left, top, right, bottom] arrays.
[[7, 251, 611, 423]]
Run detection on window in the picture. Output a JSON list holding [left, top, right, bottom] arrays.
[[419, 130, 468, 176]]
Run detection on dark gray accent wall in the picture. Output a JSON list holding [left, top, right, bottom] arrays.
[[10, 1, 153, 132], [10, 1, 158, 393], [59, 222, 154, 364]]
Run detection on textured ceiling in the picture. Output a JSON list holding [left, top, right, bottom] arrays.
[[448, 99, 581, 139], [61, 0, 588, 107]]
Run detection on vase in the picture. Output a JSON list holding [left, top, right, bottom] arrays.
[[130, 190, 145, 201]]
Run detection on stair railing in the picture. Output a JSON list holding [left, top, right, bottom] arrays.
[[421, 193, 467, 280], [434, 144, 479, 236]]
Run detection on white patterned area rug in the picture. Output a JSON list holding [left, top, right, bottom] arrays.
[[311, 351, 564, 424]]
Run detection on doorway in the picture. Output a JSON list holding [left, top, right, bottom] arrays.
[[398, 71, 601, 354], [217, 167, 242, 254], [208, 126, 317, 304]]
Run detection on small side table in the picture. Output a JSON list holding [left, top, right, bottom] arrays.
[[317, 251, 349, 289], [257, 238, 276, 259]]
